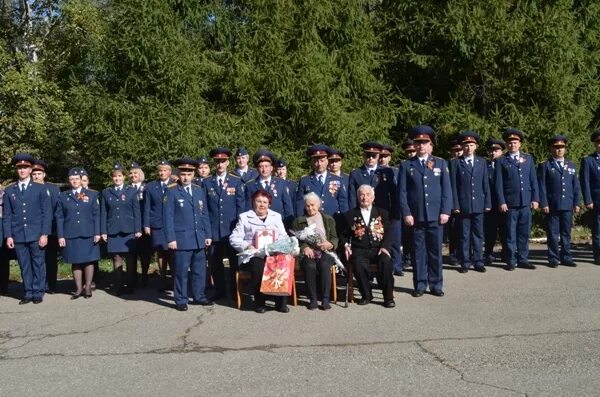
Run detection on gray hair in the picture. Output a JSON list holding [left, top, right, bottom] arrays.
[[357, 184, 375, 196], [303, 192, 322, 207]]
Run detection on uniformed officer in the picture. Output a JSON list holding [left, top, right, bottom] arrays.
[[275, 158, 297, 214], [143, 159, 176, 291], [163, 158, 213, 311], [398, 126, 452, 297], [31, 159, 61, 293], [538, 136, 580, 267], [3, 154, 52, 304], [0, 183, 12, 296], [55, 167, 101, 298], [400, 139, 416, 269], [449, 132, 491, 273], [245, 150, 294, 226], [204, 147, 245, 301], [327, 149, 350, 193], [483, 138, 506, 265], [77, 167, 99, 287], [194, 156, 211, 185], [101, 163, 142, 295], [446, 135, 464, 266], [580, 131, 600, 265], [232, 147, 259, 183], [129, 162, 152, 287], [494, 128, 539, 270], [295, 145, 349, 219]]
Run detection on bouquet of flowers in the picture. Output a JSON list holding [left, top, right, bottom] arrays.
[[238, 236, 300, 264], [291, 223, 345, 273]]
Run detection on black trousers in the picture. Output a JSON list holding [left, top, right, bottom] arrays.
[[132, 235, 153, 286], [300, 253, 334, 302], [209, 241, 238, 295], [45, 236, 59, 290], [240, 257, 287, 307], [0, 243, 15, 292], [350, 248, 393, 301]]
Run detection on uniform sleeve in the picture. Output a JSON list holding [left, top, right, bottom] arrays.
[[244, 183, 253, 212], [133, 192, 142, 232], [580, 158, 592, 206], [440, 160, 452, 215], [235, 182, 245, 217], [92, 193, 101, 236], [529, 156, 539, 203], [100, 192, 108, 235], [348, 173, 357, 210], [163, 189, 176, 243], [55, 197, 65, 239], [494, 159, 506, 207], [537, 163, 548, 208], [40, 186, 52, 236], [380, 209, 392, 252], [294, 181, 305, 218], [482, 162, 491, 210], [200, 188, 211, 240], [449, 159, 459, 211], [337, 180, 349, 213], [573, 165, 581, 208], [281, 182, 294, 220], [3, 190, 13, 238], [143, 187, 151, 229], [398, 163, 410, 218]]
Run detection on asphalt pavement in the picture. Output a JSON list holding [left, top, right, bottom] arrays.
[[1, 244, 599, 397]]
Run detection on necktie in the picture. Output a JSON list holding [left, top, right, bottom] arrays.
[[20, 183, 25, 192], [369, 170, 374, 176], [421, 159, 426, 168], [116, 187, 120, 193], [467, 159, 473, 168], [161, 182, 166, 191], [318, 175, 323, 185], [514, 155, 519, 162], [558, 161, 563, 170], [263, 180, 269, 190], [186, 186, 191, 196], [219, 179, 224, 189]]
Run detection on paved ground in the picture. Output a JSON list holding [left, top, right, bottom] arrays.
[[1, 244, 599, 397]]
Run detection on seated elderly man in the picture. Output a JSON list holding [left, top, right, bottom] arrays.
[[292, 192, 338, 310], [341, 185, 395, 308]]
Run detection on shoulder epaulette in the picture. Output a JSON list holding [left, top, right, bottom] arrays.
[[245, 180, 256, 186], [228, 173, 241, 179], [86, 188, 97, 192], [168, 183, 178, 189], [6, 182, 16, 188], [191, 183, 201, 187], [33, 180, 44, 184]]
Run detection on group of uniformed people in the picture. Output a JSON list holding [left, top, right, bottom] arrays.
[[1, 124, 598, 309]]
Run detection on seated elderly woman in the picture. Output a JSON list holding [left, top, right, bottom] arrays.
[[341, 184, 395, 308], [292, 192, 338, 310], [230, 190, 290, 313]]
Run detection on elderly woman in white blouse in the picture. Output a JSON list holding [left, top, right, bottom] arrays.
[[230, 190, 289, 313]]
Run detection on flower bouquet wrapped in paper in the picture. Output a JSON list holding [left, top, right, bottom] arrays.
[[291, 223, 345, 272], [238, 235, 300, 264]]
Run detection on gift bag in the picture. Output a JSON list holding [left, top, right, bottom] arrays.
[[260, 254, 295, 296]]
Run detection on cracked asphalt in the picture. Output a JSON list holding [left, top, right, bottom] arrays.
[[1, 245, 599, 396]]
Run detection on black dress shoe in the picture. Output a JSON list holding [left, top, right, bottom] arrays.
[[276, 305, 290, 313], [383, 300, 395, 308], [431, 290, 445, 297], [518, 263, 536, 270], [46, 289, 56, 295], [411, 290, 424, 298], [393, 270, 404, 277], [357, 297, 372, 305], [254, 305, 267, 314], [175, 304, 188, 311], [321, 300, 332, 310], [33, 297, 43, 304], [548, 262, 559, 268], [474, 266, 487, 273], [505, 264, 516, 271], [192, 300, 214, 306], [562, 261, 577, 267], [458, 267, 468, 273], [308, 300, 318, 310], [19, 298, 33, 305]]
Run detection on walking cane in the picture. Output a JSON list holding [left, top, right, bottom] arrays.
[[344, 244, 351, 308]]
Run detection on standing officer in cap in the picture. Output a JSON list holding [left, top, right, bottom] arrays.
[[30, 159, 61, 293], [143, 159, 176, 291], [446, 135, 464, 265], [494, 128, 539, 270], [163, 158, 213, 311], [327, 148, 350, 192], [580, 130, 600, 265], [233, 147, 259, 183], [449, 132, 491, 273], [538, 136, 580, 267], [296, 145, 349, 218], [245, 149, 294, 225], [484, 138, 506, 265], [3, 153, 52, 304], [275, 158, 297, 213], [0, 182, 11, 296], [203, 147, 245, 300], [348, 142, 400, 274], [398, 126, 452, 297], [129, 162, 152, 287], [194, 156, 211, 185], [400, 139, 416, 269]]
